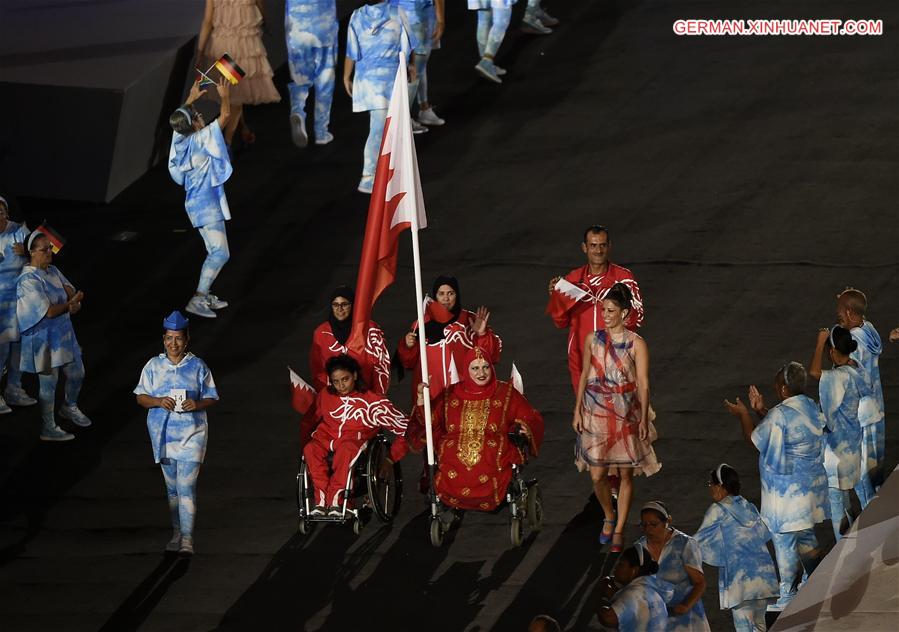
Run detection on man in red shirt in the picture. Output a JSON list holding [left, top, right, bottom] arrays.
[[547, 225, 644, 395]]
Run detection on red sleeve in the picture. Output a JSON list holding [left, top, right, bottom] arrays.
[[309, 324, 329, 391], [364, 391, 409, 435], [298, 393, 322, 449], [547, 267, 584, 329], [367, 323, 391, 395], [396, 320, 420, 369], [617, 271, 644, 329], [507, 387, 545, 457]]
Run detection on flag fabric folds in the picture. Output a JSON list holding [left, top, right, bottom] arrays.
[[34, 222, 65, 254], [288, 366, 315, 414], [349, 53, 427, 353], [215, 53, 246, 85], [545, 277, 589, 322]]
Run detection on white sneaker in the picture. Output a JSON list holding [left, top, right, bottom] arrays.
[[327, 506, 343, 517], [40, 424, 75, 442], [4, 386, 37, 407], [206, 294, 228, 310], [315, 132, 334, 145], [521, 13, 552, 35], [475, 59, 503, 84], [310, 505, 326, 516], [411, 120, 429, 135], [179, 536, 194, 556], [0, 396, 11, 415], [186, 295, 216, 319], [59, 404, 92, 428], [417, 108, 445, 126], [290, 113, 308, 148], [165, 531, 181, 552], [495, 65, 507, 76], [357, 175, 374, 194], [537, 7, 560, 26]]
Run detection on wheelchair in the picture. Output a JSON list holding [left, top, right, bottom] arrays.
[[296, 432, 403, 536], [428, 432, 543, 548]]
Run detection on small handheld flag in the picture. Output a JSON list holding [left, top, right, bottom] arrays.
[[34, 222, 66, 254], [214, 53, 246, 85], [288, 366, 316, 414], [511, 362, 524, 394]]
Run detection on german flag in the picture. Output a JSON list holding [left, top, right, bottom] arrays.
[[214, 53, 246, 85], [35, 222, 66, 254]]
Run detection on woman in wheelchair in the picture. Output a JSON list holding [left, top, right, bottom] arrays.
[[390, 346, 544, 511], [303, 354, 408, 517]]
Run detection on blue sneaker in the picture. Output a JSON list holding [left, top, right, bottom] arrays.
[[475, 58, 502, 84]]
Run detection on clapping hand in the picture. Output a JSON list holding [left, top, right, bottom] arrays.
[[597, 576, 618, 599], [723, 396, 749, 417], [472, 306, 490, 336], [748, 385, 766, 415], [12, 242, 25, 256], [889, 327, 899, 343], [817, 328, 830, 344]]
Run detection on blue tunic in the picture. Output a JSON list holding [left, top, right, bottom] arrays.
[[0, 220, 29, 343], [694, 495, 779, 610], [751, 394, 829, 533], [819, 365, 865, 489], [850, 321, 884, 426], [636, 529, 710, 631], [346, 2, 416, 112], [168, 119, 233, 229], [16, 265, 79, 373], [609, 575, 675, 632], [134, 353, 218, 463]]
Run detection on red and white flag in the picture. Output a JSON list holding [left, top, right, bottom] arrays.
[[349, 54, 427, 353], [510, 362, 524, 394], [288, 366, 316, 414], [545, 278, 589, 322]]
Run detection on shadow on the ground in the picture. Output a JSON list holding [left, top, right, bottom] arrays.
[[98, 554, 191, 632]]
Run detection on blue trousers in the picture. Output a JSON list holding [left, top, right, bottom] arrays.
[[770, 529, 820, 607], [477, 8, 512, 58], [731, 598, 770, 631], [287, 44, 337, 139], [197, 221, 230, 295], [38, 347, 84, 430], [362, 108, 388, 178], [0, 341, 23, 390], [828, 487, 852, 540], [160, 459, 201, 538]]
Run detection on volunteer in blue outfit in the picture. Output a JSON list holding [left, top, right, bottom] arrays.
[[390, 0, 445, 128], [285, 0, 338, 147], [835, 288, 885, 506], [596, 545, 674, 631], [343, 0, 417, 194], [694, 464, 778, 631], [168, 78, 233, 319], [0, 196, 37, 414], [135, 311, 219, 556], [809, 325, 864, 538], [635, 501, 710, 631], [16, 231, 91, 441], [725, 361, 829, 612]]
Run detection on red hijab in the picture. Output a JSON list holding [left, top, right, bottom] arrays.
[[457, 347, 497, 399]]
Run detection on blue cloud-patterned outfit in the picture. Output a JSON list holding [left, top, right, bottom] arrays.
[[469, 0, 516, 59], [134, 352, 218, 540], [608, 575, 675, 631], [390, 0, 436, 105], [168, 119, 232, 296], [694, 495, 778, 631], [849, 321, 884, 506], [346, 1, 416, 179], [751, 394, 828, 608], [286, 0, 338, 141], [818, 364, 865, 538], [635, 529, 710, 631], [0, 220, 29, 390], [16, 265, 85, 429]]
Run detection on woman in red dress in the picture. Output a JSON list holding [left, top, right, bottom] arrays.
[[393, 346, 543, 511]]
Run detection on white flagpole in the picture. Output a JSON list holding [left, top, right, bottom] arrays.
[[410, 213, 434, 467]]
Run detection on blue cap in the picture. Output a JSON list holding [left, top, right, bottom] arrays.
[[163, 310, 190, 331]]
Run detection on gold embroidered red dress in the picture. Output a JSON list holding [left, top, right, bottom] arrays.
[[414, 377, 544, 511]]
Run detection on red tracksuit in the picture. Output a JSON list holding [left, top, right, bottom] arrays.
[[303, 388, 408, 507]]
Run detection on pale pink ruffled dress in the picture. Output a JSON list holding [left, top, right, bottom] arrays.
[[206, 0, 280, 106]]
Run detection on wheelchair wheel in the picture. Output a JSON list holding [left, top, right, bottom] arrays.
[[510, 516, 524, 548], [353, 516, 364, 536], [296, 460, 312, 535], [526, 482, 544, 532], [298, 516, 311, 535], [367, 437, 404, 522], [429, 516, 444, 547]]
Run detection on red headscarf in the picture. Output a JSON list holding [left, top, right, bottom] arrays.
[[458, 346, 497, 399]]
